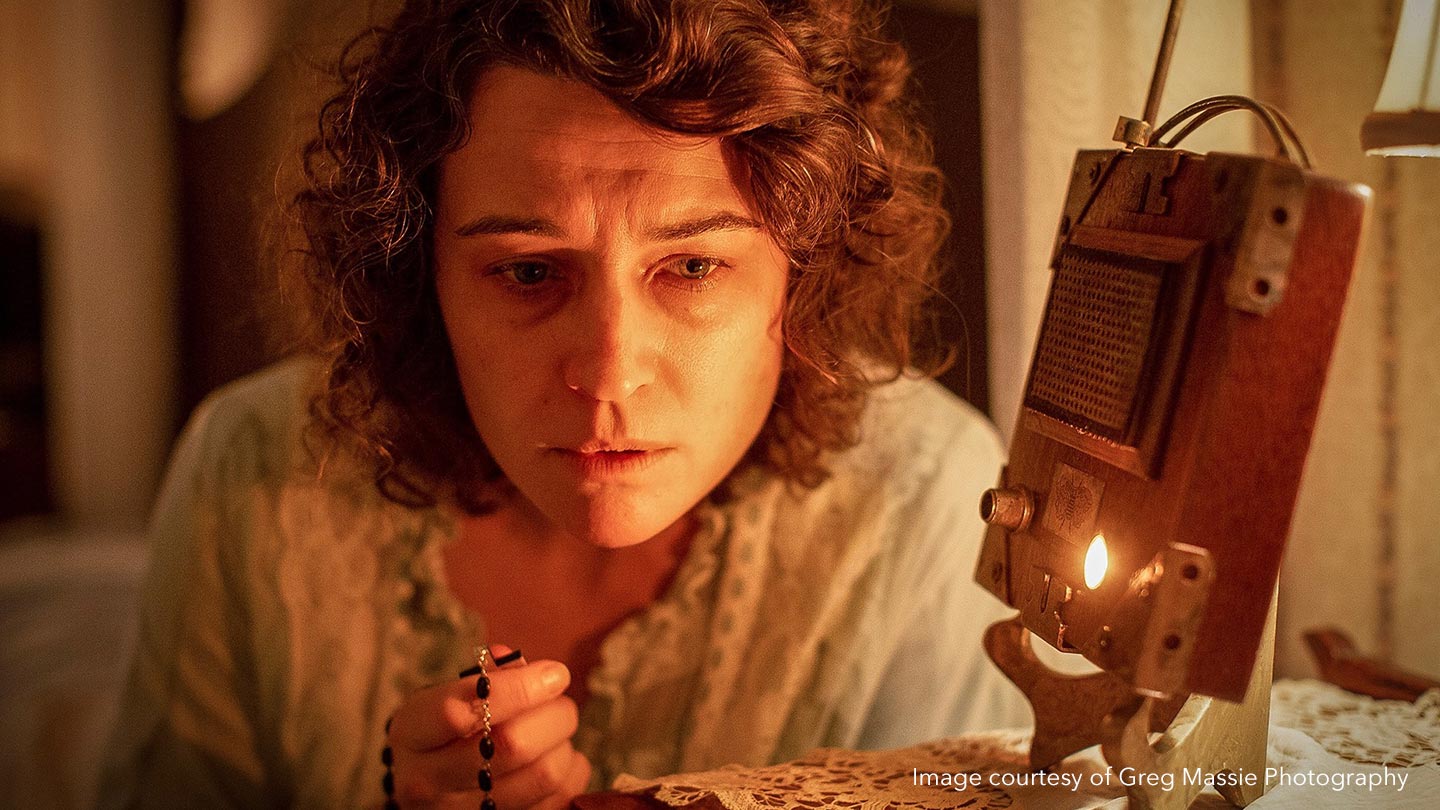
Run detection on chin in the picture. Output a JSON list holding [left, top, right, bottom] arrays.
[[582, 531, 653, 550], [560, 505, 672, 549], [570, 521, 664, 550]]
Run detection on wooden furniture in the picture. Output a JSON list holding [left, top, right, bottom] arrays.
[[1304, 627, 1440, 702]]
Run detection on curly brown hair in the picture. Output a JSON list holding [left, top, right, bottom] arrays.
[[288, 0, 954, 515]]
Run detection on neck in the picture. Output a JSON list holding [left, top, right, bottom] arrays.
[[492, 496, 699, 589]]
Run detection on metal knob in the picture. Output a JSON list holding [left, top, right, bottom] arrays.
[[980, 486, 1034, 531]]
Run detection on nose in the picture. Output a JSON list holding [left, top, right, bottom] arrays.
[[561, 278, 656, 402]]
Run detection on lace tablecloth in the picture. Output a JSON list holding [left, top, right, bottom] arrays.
[[586, 680, 1440, 809]]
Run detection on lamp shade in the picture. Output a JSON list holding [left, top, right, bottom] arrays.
[[179, 0, 287, 120], [1363, 0, 1440, 156]]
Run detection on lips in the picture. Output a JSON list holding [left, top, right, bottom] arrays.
[[547, 441, 676, 472], [569, 439, 669, 454]]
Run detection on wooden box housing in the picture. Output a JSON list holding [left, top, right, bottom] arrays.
[[975, 147, 1369, 701]]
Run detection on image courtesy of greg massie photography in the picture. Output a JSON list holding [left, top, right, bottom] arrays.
[[1, 0, 1438, 808]]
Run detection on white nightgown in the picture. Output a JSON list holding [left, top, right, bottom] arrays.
[[96, 358, 1027, 808]]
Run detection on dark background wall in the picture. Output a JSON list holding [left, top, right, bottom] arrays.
[[0, 192, 51, 521], [890, 3, 989, 415]]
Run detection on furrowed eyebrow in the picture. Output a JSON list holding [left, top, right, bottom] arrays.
[[452, 211, 763, 241], [646, 212, 763, 241], [454, 214, 564, 238]]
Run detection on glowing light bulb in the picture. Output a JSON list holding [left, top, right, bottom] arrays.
[[1084, 534, 1108, 590]]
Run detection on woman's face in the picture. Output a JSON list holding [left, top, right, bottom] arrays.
[[433, 67, 788, 549]]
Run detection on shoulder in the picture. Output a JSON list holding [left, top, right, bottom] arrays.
[[168, 357, 325, 494], [198, 355, 319, 420], [830, 372, 1006, 515], [744, 376, 1017, 752], [758, 372, 1005, 588], [185, 357, 320, 460], [823, 373, 1006, 599], [148, 356, 353, 554], [857, 373, 1004, 471]]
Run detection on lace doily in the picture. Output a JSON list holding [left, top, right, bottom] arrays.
[[1270, 679, 1440, 768], [611, 731, 1121, 810], [606, 680, 1440, 809]]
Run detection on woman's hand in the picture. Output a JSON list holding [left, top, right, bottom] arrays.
[[385, 646, 592, 809]]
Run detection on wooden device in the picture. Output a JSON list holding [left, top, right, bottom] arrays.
[[973, 144, 1368, 808]]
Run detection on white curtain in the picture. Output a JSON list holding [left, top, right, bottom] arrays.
[[1253, 0, 1440, 680]]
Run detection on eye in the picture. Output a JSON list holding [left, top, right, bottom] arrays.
[[498, 262, 547, 283], [666, 256, 725, 281], [494, 260, 551, 286]]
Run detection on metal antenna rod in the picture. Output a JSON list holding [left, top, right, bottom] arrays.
[[1143, 0, 1187, 127], [1114, 0, 1187, 148]]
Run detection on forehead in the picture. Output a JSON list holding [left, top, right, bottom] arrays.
[[439, 67, 748, 214]]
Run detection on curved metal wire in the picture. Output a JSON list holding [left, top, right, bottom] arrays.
[[1150, 94, 1312, 168]]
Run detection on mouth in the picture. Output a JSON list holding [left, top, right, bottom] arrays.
[[550, 447, 672, 476], [570, 440, 669, 454]]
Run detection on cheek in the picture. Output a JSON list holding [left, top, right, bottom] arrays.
[[687, 286, 785, 412], [436, 275, 544, 421]]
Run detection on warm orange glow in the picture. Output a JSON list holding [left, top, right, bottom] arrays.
[[1084, 534, 1108, 590]]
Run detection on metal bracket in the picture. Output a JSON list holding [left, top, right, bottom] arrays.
[[1225, 161, 1305, 315], [1133, 149, 1184, 215], [1133, 543, 1216, 697], [1100, 597, 1276, 810]]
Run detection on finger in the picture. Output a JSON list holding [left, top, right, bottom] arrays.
[[530, 750, 593, 810], [458, 644, 526, 677], [484, 659, 568, 725], [392, 697, 579, 796], [491, 643, 527, 668], [490, 695, 580, 776], [386, 742, 460, 808], [407, 787, 486, 810], [393, 731, 494, 796], [492, 743, 587, 801], [390, 661, 570, 751]]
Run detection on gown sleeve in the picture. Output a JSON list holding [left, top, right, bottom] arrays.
[[94, 392, 279, 809]]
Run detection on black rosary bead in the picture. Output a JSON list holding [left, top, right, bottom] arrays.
[[382, 771, 394, 796], [478, 767, 493, 791], [380, 746, 393, 767], [481, 797, 497, 810], [476, 675, 491, 699], [479, 734, 496, 759]]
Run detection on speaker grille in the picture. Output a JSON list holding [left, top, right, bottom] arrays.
[[1027, 248, 1164, 440]]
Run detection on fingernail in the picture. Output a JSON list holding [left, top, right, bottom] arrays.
[[537, 661, 569, 691]]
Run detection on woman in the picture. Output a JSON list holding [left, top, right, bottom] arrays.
[[99, 0, 1024, 807]]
